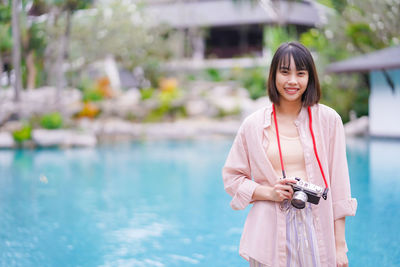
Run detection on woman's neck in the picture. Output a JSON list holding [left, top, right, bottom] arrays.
[[274, 101, 302, 120]]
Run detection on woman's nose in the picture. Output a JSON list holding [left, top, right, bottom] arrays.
[[288, 74, 298, 85]]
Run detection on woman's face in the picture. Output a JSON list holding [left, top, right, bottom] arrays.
[[275, 56, 309, 105]]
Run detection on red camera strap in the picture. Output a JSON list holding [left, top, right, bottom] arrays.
[[272, 104, 328, 189]]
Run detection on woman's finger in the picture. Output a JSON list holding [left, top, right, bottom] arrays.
[[278, 178, 297, 185], [276, 184, 294, 196], [276, 189, 290, 200]]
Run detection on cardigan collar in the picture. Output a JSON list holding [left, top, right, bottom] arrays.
[[263, 102, 309, 129]]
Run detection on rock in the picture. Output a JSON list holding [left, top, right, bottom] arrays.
[[144, 122, 194, 139], [120, 89, 141, 106], [32, 129, 69, 147], [77, 118, 143, 137], [1, 121, 25, 132], [210, 96, 241, 117], [210, 85, 234, 97], [0, 102, 17, 125], [101, 119, 142, 137], [196, 119, 241, 136], [0, 87, 82, 122], [65, 132, 97, 147], [32, 129, 97, 147], [100, 89, 142, 117], [185, 99, 209, 117], [0, 132, 15, 148], [241, 97, 270, 118], [237, 87, 250, 98]]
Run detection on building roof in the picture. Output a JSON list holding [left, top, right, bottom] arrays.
[[144, 0, 326, 28], [326, 46, 400, 73]]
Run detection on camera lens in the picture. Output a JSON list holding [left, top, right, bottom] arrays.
[[291, 191, 308, 209]]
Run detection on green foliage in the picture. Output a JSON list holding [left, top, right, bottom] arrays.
[[345, 23, 385, 51], [13, 124, 32, 143], [159, 90, 179, 105], [264, 25, 298, 53], [69, 0, 172, 88], [237, 68, 266, 100], [26, 22, 47, 53], [217, 106, 241, 118], [206, 68, 223, 82], [38, 0, 93, 12], [144, 89, 185, 122], [40, 112, 63, 129], [297, 0, 400, 121], [64, 0, 93, 11], [140, 88, 155, 100], [83, 89, 103, 102], [317, 0, 347, 13], [300, 29, 327, 52], [78, 79, 103, 102], [0, 23, 12, 52], [0, 4, 12, 53], [0, 4, 11, 23], [145, 105, 186, 122]]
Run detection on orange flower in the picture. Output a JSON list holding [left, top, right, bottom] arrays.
[[159, 77, 178, 92], [77, 102, 100, 119], [96, 77, 114, 98]]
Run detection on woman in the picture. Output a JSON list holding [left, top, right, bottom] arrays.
[[222, 42, 357, 267]]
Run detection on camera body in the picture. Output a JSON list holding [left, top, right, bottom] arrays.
[[287, 177, 324, 209]]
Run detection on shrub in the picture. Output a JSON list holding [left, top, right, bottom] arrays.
[[78, 78, 104, 102], [140, 88, 155, 100], [83, 89, 103, 102], [40, 112, 63, 129], [206, 68, 223, 82], [240, 68, 267, 100], [13, 124, 32, 143]]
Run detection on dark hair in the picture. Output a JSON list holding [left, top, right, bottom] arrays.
[[267, 42, 321, 106]]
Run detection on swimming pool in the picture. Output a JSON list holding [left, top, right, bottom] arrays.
[[0, 137, 398, 266]]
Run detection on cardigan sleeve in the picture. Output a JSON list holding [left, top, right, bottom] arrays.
[[328, 113, 358, 220], [222, 126, 259, 210]]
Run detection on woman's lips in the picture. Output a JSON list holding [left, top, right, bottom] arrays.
[[285, 87, 299, 95]]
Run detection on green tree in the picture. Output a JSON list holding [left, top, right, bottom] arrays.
[[31, 0, 93, 100], [300, 0, 400, 121], [0, 1, 12, 84], [69, 0, 172, 88]]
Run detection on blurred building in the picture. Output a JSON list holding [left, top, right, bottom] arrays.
[[144, 0, 330, 70], [327, 46, 400, 138]]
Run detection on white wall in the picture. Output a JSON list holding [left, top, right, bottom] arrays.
[[369, 69, 400, 138]]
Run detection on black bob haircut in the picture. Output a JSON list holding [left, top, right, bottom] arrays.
[[267, 42, 321, 107]]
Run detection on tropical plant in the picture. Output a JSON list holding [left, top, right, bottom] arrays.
[[12, 123, 32, 142], [40, 112, 63, 129]]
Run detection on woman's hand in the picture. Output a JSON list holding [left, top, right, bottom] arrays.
[[252, 178, 296, 202], [335, 217, 348, 267], [336, 247, 348, 267]]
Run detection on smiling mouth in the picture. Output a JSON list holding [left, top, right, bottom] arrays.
[[284, 88, 299, 94]]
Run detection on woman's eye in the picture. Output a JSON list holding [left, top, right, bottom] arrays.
[[298, 72, 306, 76], [281, 70, 289, 74]]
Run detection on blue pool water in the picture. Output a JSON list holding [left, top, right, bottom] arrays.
[[0, 137, 399, 266]]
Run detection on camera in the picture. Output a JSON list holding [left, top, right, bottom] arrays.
[[287, 177, 324, 209]]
